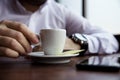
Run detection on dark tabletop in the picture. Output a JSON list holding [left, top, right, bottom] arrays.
[[0, 54, 120, 80]]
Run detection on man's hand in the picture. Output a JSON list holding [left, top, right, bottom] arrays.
[[64, 37, 81, 50], [0, 20, 39, 58]]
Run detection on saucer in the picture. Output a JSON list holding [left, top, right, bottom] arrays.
[[27, 51, 79, 64]]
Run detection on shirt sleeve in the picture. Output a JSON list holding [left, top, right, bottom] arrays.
[[64, 8, 119, 54]]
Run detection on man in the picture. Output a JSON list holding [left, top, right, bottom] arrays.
[[0, 0, 118, 58]]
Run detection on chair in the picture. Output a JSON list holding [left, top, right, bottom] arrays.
[[114, 34, 120, 52]]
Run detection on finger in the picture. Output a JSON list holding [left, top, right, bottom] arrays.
[[0, 36, 26, 55], [0, 47, 19, 58], [31, 34, 40, 45], [0, 25, 32, 53], [1, 20, 39, 43]]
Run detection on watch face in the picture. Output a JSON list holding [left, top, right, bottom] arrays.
[[75, 33, 87, 41]]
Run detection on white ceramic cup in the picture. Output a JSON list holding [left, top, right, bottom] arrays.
[[40, 29, 66, 55]]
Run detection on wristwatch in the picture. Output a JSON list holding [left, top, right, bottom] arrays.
[[70, 33, 88, 56]]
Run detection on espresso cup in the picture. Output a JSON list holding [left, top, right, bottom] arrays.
[[40, 29, 66, 55]]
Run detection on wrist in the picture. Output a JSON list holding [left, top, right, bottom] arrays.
[[70, 39, 81, 50], [64, 38, 81, 50], [70, 33, 88, 56]]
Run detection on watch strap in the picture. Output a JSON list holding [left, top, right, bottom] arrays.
[[70, 33, 88, 56]]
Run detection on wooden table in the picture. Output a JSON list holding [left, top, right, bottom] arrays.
[[0, 55, 119, 80]]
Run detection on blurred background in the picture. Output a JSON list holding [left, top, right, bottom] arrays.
[[55, 0, 120, 34]]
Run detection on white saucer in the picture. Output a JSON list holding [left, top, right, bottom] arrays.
[[27, 52, 79, 64]]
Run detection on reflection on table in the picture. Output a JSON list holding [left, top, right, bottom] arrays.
[[0, 54, 120, 80]]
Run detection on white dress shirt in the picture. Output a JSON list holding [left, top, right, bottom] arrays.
[[0, 0, 119, 54]]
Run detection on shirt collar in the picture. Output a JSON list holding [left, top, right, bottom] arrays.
[[15, 0, 53, 14]]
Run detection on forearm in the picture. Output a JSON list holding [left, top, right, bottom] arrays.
[[65, 11, 119, 54], [84, 33, 119, 54]]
